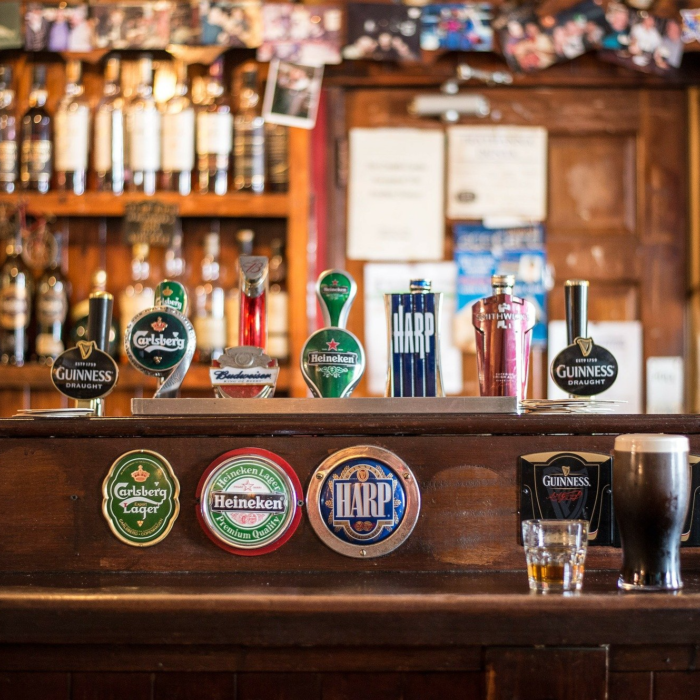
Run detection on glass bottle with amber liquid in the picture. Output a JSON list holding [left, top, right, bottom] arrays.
[[35, 230, 70, 364], [265, 124, 288, 193], [118, 243, 155, 358], [162, 60, 195, 196], [55, 59, 90, 195], [233, 61, 265, 193], [94, 57, 126, 194], [0, 66, 17, 194], [194, 227, 226, 363], [196, 59, 232, 196], [267, 238, 288, 362], [0, 225, 34, 365], [20, 64, 51, 194]]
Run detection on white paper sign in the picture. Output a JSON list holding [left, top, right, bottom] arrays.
[[347, 128, 445, 261], [364, 262, 462, 396], [547, 321, 643, 413], [447, 126, 547, 221], [646, 356, 684, 414]]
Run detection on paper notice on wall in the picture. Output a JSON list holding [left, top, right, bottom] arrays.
[[447, 125, 547, 221], [347, 128, 445, 261], [646, 356, 684, 414], [547, 320, 643, 413], [364, 262, 462, 395]]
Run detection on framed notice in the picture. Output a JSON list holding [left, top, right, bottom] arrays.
[[447, 125, 547, 221], [347, 128, 445, 261]]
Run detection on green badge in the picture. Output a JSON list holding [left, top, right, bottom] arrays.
[[102, 450, 180, 547], [300, 327, 365, 398], [316, 269, 356, 329], [197, 448, 302, 556], [155, 280, 188, 314], [125, 308, 192, 375]]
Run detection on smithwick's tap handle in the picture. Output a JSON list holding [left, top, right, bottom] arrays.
[[316, 269, 357, 329], [565, 280, 589, 344], [87, 291, 113, 353]]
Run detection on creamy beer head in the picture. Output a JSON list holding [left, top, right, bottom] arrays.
[[614, 434, 689, 454]]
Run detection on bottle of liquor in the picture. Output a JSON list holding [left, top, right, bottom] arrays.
[[20, 64, 51, 194], [55, 60, 90, 195], [35, 230, 70, 364], [225, 228, 254, 347], [0, 225, 34, 365], [233, 61, 265, 193], [118, 243, 155, 356], [71, 268, 119, 360], [196, 59, 232, 196], [194, 226, 226, 362], [164, 220, 188, 306], [127, 56, 161, 195], [94, 57, 126, 195], [267, 238, 288, 362], [162, 61, 194, 196], [0, 66, 17, 194], [265, 124, 288, 193]]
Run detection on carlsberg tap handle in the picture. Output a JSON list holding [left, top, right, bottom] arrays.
[[87, 291, 114, 353], [316, 269, 357, 329], [565, 280, 589, 344]]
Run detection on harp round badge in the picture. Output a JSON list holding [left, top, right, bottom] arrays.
[[307, 445, 421, 559], [196, 448, 303, 556], [102, 450, 180, 547]]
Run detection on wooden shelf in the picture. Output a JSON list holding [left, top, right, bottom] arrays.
[[0, 192, 290, 218]]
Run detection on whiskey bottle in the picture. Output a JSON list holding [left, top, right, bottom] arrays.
[[35, 230, 69, 363], [265, 123, 288, 193], [267, 238, 289, 362], [94, 57, 126, 194], [225, 228, 254, 347], [55, 59, 90, 195], [0, 225, 34, 365], [20, 64, 51, 194], [118, 243, 155, 355], [71, 268, 119, 360], [127, 56, 161, 195], [233, 61, 265, 193], [196, 59, 232, 196], [0, 66, 17, 194], [162, 60, 194, 196], [194, 227, 226, 362]]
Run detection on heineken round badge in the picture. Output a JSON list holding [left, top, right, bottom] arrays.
[[197, 448, 303, 556], [301, 328, 365, 398], [125, 307, 194, 376], [102, 450, 180, 547], [307, 446, 421, 559]]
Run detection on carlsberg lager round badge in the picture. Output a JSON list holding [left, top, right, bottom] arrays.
[[307, 446, 421, 559], [197, 448, 303, 556], [102, 450, 180, 547], [125, 308, 191, 375]]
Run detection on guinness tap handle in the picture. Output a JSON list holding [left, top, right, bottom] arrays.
[[88, 291, 114, 353], [565, 280, 589, 344]]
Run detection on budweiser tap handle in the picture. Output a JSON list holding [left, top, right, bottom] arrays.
[[565, 280, 589, 344], [88, 291, 114, 353]]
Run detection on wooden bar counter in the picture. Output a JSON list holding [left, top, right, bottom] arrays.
[[1, 412, 700, 699]]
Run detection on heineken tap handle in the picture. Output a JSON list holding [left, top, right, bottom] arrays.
[[316, 269, 357, 329], [88, 291, 114, 353], [565, 280, 589, 344]]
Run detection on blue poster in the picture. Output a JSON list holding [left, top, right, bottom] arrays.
[[454, 223, 548, 347]]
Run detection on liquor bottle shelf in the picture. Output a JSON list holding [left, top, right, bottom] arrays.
[[0, 363, 290, 393], [0, 192, 290, 218]]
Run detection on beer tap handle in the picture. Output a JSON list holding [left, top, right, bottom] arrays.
[[316, 269, 357, 329], [88, 291, 114, 353], [565, 280, 589, 345]]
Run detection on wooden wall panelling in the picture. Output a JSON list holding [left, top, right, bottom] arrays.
[[153, 673, 235, 700], [238, 673, 320, 700], [0, 673, 69, 700], [654, 672, 700, 699], [72, 673, 152, 700], [608, 672, 653, 700]]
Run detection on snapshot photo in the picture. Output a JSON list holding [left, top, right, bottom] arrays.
[[25, 2, 94, 52], [262, 58, 324, 129], [258, 4, 342, 65], [343, 3, 422, 61], [681, 8, 700, 44], [0, 3, 22, 50], [198, 1, 262, 48], [540, 0, 608, 63], [496, 5, 556, 72], [169, 1, 198, 45], [420, 3, 493, 52], [92, 2, 171, 50]]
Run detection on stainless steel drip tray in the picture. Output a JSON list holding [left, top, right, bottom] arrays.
[[131, 396, 519, 416]]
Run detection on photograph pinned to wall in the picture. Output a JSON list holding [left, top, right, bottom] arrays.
[[540, 0, 608, 62], [681, 9, 700, 44], [600, 2, 631, 49], [343, 3, 422, 61], [262, 58, 324, 129], [258, 4, 341, 65], [25, 2, 94, 51], [92, 2, 172, 50], [198, 1, 262, 48], [599, 11, 683, 75], [420, 3, 493, 52], [169, 1, 199, 45], [0, 2, 22, 50], [494, 4, 555, 72]]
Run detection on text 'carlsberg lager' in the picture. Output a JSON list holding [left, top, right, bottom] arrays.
[[385, 279, 444, 397]]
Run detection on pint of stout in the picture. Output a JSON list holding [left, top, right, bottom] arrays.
[[613, 434, 690, 591]]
